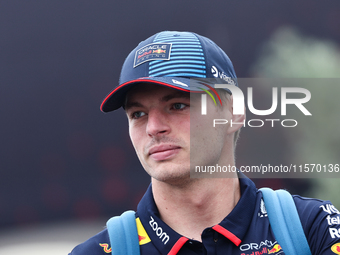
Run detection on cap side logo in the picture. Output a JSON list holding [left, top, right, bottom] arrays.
[[211, 66, 219, 78], [211, 65, 236, 85], [172, 79, 188, 87], [133, 43, 172, 68]]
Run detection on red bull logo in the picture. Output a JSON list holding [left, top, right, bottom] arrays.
[[138, 50, 152, 59], [134, 42, 171, 67], [153, 49, 166, 54], [268, 244, 282, 254], [136, 217, 151, 245], [139, 234, 146, 242], [241, 247, 267, 255], [331, 242, 340, 254]]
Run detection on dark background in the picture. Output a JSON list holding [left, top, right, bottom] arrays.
[[1, 0, 340, 229]]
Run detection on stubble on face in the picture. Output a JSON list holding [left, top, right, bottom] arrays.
[[125, 84, 238, 184], [125, 84, 192, 185]]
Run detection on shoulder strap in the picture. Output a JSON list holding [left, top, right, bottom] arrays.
[[106, 210, 140, 255], [260, 188, 311, 255]]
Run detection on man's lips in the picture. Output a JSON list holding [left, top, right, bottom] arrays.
[[148, 144, 181, 161]]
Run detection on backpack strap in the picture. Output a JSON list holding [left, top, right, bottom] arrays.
[[106, 210, 140, 255], [260, 188, 312, 255]]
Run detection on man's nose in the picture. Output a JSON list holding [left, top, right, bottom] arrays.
[[146, 109, 171, 137]]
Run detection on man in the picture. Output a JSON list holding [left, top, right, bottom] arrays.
[[70, 31, 340, 255]]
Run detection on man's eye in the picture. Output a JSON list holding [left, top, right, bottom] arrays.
[[172, 103, 186, 110], [132, 111, 146, 119]]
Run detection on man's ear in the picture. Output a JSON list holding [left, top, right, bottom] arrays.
[[227, 95, 246, 135]]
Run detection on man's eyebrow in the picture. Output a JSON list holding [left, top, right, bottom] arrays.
[[124, 101, 143, 111], [125, 91, 190, 111], [161, 92, 190, 102]]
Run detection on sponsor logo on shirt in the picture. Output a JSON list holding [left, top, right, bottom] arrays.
[[149, 216, 170, 244], [327, 215, 340, 225], [320, 204, 340, 215], [331, 243, 340, 254], [258, 199, 268, 218], [99, 243, 112, 253], [330, 228, 340, 239], [240, 240, 283, 254], [319, 203, 340, 239], [241, 248, 268, 255], [136, 217, 151, 245], [268, 244, 282, 254]]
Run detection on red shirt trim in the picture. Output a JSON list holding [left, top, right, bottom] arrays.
[[167, 237, 189, 255], [212, 225, 242, 246]]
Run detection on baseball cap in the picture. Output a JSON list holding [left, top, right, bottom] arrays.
[[101, 31, 238, 112]]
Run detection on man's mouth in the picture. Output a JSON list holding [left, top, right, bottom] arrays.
[[148, 144, 181, 161]]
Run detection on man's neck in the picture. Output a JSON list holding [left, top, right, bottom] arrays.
[[152, 176, 240, 241]]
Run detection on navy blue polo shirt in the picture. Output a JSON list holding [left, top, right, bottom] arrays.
[[69, 176, 340, 255]]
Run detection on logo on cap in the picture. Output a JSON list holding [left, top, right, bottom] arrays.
[[172, 79, 188, 87], [133, 43, 172, 68], [211, 66, 219, 78], [211, 65, 236, 86]]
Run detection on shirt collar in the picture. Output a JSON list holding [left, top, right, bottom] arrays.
[[137, 184, 188, 255], [213, 172, 257, 246], [136, 173, 257, 254]]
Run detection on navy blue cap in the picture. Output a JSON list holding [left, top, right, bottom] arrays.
[[101, 31, 237, 112]]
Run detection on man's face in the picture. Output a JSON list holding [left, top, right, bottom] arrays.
[[125, 84, 191, 184], [125, 84, 240, 184]]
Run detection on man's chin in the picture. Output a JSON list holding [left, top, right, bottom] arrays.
[[153, 173, 192, 186], [147, 165, 191, 185]]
